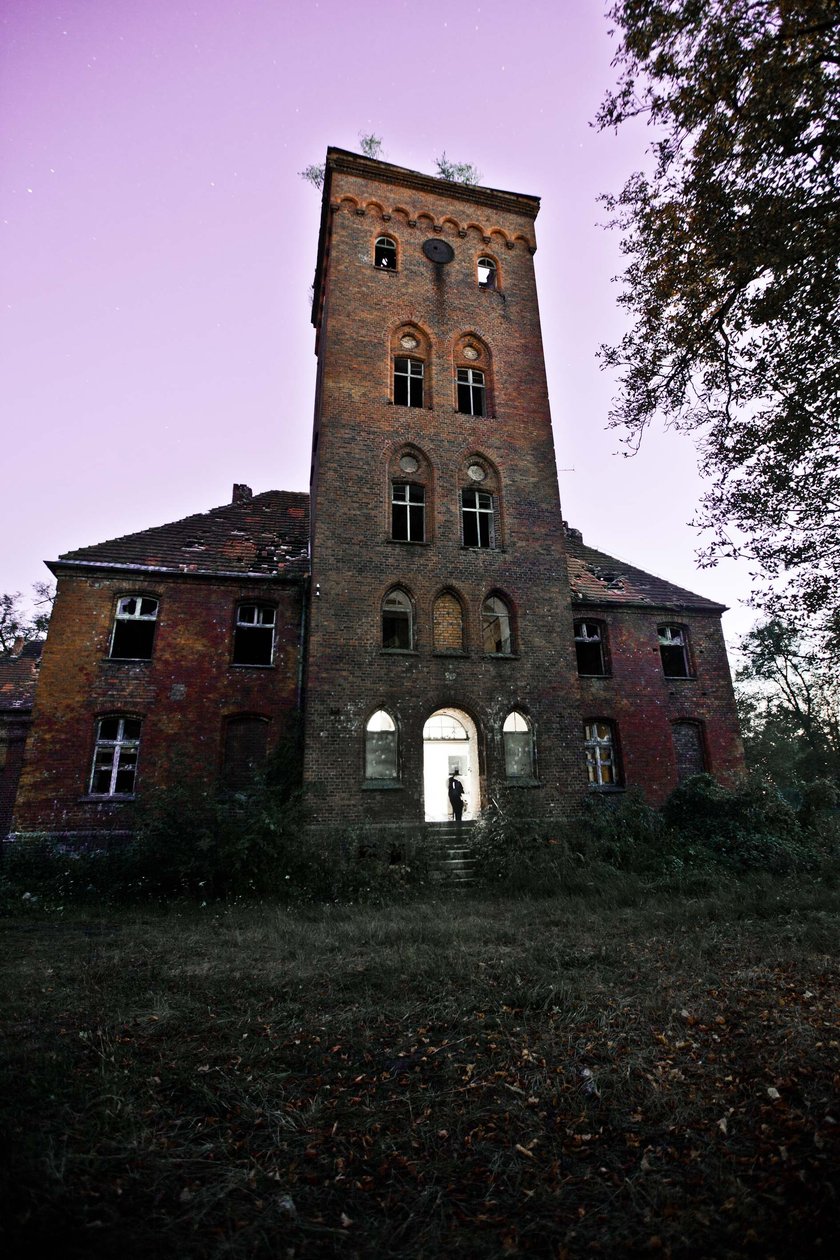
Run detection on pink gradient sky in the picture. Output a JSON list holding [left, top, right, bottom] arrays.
[[2, 0, 757, 648]]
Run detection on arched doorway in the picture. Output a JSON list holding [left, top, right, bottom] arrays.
[[422, 708, 481, 822]]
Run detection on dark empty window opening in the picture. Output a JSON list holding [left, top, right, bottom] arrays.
[[457, 367, 486, 416], [110, 595, 158, 660], [223, 716, 270, 789], [366, 710, 398, 779], [89, 716, 141, 796], [382, 590, 413, 650], [477, 257, 497, 289], [394, 357, 424, 407], [503, 711, 534, 778], [461, 489, 494, 548], [584, 721, 619, 788], [482, 595, 512, 654], [391, 483, 425, 542], [574, 621, 607, 675], [659, 625, 690, 678], [233, 604, 276, 666], [375, 236, 397, 269]]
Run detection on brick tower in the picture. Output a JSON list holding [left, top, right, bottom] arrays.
[[303, 149, 588, 830]]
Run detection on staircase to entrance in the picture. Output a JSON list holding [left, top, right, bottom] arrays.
[[425, 820, 478, 887]]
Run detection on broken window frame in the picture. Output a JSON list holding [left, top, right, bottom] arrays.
[[477, 256, 497, 289], [109, 595, 158, 660], [658, 624, 691, 678], [233, 603, 276, 667], [574, 620, 608, 676], [461, 489, 495, 549], [381, 588, 414, 651], [374, 236, 397, 269], [391, 482, 425, 542], [456, 367, 486, 417], [482, 594, 513, 655], [365, 709, 399, 780], [503, 710, 535, 779], [583, 720, 619, 788], [394, 357, 424, 407], [89, 715, 141, 796]]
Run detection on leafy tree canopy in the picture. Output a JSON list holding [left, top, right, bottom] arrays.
[[598, 1, 840, 631], [0, 584, 53, 656]]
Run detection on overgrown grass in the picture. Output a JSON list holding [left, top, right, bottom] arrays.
[[2, 882, 839, 1258]]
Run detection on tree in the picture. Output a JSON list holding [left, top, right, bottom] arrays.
[[0, 584, 53, 656], [299, 133, 385, 191], [598, 2, 840, 632], [434, 153, 482, 185]]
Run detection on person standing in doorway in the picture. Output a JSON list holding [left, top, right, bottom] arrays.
[[448, 772, 465, 823]]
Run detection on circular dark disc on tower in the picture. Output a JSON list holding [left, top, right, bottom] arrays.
[[422, 238, 454, 263]]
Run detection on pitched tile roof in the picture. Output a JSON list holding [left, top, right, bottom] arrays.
[[564, 527, 726, 613], [0, 641, 43, 712], [54, 490, 310, 580]]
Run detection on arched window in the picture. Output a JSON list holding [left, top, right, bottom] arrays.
[[366, 710, 398, 780], [223, 715, 270, 789], [454, 335, 492, 416], [391, 482, 425, 541], [381, 588, 413, 651], [583, 720, 620, 787], [110, 595, 158, 660], [433, 592, 464, 652], [482, 595, 513, 654], [477, 256, 497, 289], [375, 236, 397, 269], [456, 367, 486, 416], [503, 711, 534, 779], [394, 356, 424, 407]]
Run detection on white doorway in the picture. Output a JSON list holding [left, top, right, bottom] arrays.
[[422, 708, 481, 822]]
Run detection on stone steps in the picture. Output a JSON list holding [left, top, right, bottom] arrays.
[[426, 821, 478, 886]]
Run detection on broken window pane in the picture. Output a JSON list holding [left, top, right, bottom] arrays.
[[456, 367, 486, 416], [391, 482, 425, 542], [394, 357, 424, 407], [461, 489, 494, 548], [89, 715, 141, 796], [110, 595, 158, 660], [482, 595, 512, 654], [503, 710, 534, 778], [233, 604, 276, 666], [477, 257, 497, 289], [382, 589, 412, 650], [574, 621, 607, 675], [375, 236, 397, 269], [658, 625, 690, 677], [583, 720, 618, 787], [366, 710, 398, 779]]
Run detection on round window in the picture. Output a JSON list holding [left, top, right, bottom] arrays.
[[399, 454, 420, 473]]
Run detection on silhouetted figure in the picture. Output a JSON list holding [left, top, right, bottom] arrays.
[[448, 773, 465, 823]]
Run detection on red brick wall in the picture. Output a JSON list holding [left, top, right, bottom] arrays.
[[12, 571, 304, 836], [1, 712, 31, 838]]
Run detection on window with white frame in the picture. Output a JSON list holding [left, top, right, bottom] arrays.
[[375, 236, 397, 269], [89, 716, 141, 796], [391, 483, 425, 542], [583, 720, 619, 787], [109, 595, 158, 660], [574, 620, 607, 675], [477, 256, 497, 289], [365, 710, 398, 779], [394, 357, 424, 407], [456, 367, 486, 416], [482, 594, 513, 654], [503, 710, 534, 778], [382, 589, 413, 650], [233, 604, 276, 666], [658, 625, 691, 678], [461, 488, 495, 548]]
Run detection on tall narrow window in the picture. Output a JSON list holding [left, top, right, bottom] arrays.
[[394, 357, 424, 407], [672, 721, 706, 781], [477, 257, 497, 289], [89, 716, 141, 796], [233, 604, 276, 666], [391, 483, 425, 542], [433, 592, 464, 652], [457, 367, 486, 416], [574, 621, 607, 675], [461, 489, 495, 548], [659, 625, 690, 678], [382, 589, 413, 650], [503, 711, 534, 779], [223, 715, 270, 789], [110, 596, 158, 660], [366, 710, 398, 780], [482, 595, 513, 654], [375, 236, 397, 269], [584, 721, 619, 787]]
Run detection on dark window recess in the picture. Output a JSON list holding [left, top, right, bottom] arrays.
[[574, 621, 606, 675], [503, 711, 534, 778], [461, 489, 494, 548], [391, 483, 425, 541], [89, 716, 141, 795], [375, 236, 397, 269], [365, 711, 398, 779], [233, 604, 276, 665], [110, 596, 158, 660], [394, 357, 424, 407], [223, 716, 269, 789], [477, 257, 497, 289], [456, 367, 486, 416], [482, 596, 512, 654], [382, 590, 412, 650], [659, 625, 690, 677], [673, 722, 706, 781]]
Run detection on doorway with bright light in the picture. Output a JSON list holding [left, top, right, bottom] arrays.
[[422, 708, 480, 822]]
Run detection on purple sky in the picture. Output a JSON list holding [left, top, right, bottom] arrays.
[[2, 0, 756, 650]]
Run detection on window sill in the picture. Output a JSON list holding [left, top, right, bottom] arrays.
[[362, 780, 403, 790], [380, 649, 418, 656], [102, 657, 152, 665], [433, 650, 469, 658], [484, 652, 519, 661], [230, 662, 276, 670], [461, 546, 504, 553], [588, 785, 625, 794], [504, 777, 541, 789], [663, 675, 697, 682], [79, 794, 136, 803], [578, 672, 612, 679], [387, 538, 431, 547]]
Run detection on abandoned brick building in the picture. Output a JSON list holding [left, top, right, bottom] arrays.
[[9, 150, 744, 842]]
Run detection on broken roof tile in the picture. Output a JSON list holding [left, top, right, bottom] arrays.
[[565, 531, 725, 613]]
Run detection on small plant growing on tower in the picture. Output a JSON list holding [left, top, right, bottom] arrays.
[[434, 153, 482, 185]]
